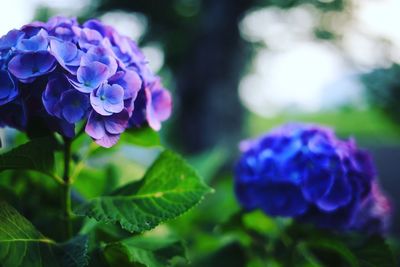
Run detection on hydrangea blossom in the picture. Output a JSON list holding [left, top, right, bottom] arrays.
[[0, 16, 172, 147], [235, 123, 391, 233]]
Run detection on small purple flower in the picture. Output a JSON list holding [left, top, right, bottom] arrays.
[[0, 70, 18, 105], [8, 51, 56, 82], [90, 83, 124, 116], [85, 109, 129, 147], [235, 123, 391, 234]]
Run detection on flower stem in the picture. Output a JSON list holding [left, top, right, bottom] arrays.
[[61, 137, 73, 240]]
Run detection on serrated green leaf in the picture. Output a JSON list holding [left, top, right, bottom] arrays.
[[0, 202, 88, 267], [121, 127, 161, 147], [75, 150, 212, 233], [0, 137, 57, 176], [104, 235, 187, 267]]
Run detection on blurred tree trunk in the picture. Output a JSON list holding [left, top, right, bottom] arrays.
[[174, 0, 252, 154]]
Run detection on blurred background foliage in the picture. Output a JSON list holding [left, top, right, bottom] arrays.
[[1, 0, 400, 265]]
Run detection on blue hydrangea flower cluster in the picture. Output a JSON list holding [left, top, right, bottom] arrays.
[[235, 123, 391, 233], [0, 16, 172, 147]]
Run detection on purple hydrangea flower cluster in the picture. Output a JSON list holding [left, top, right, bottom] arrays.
[[0, 16, 172, 147], [235, 123, 391, 233]]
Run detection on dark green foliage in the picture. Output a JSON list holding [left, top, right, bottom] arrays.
[[75, 150, 212, 233], [121, 127, 161, 148], [0, 137, 58, 177], [0, 202, 88, 267], [362, 64, 400, 123], [104, 235, 187, 267]]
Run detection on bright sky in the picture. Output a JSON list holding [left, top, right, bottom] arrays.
[[240, 0, 400, 117]]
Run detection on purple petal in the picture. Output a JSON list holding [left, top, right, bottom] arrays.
[[145, 86, 172, 131], [104, 109, 129, 134], [78, 27, 103, 50], [85, 111, 106, 139], [109, 70, 142, 100], [95, 133, 120, 148], [151, 88, 172, 121]]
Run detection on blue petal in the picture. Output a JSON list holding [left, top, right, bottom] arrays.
[[16, 29, 48, 52], [42, 74, 71, 117], [75, 62, 108, 93], [0, 70, 18, 105], [49, 38, 79, 64], [8, 51, 56, 81], [301, 167, 333, 202], [0, 29, 24, 50], [60, 89, 89, 123], [316, 174, 352, 211]]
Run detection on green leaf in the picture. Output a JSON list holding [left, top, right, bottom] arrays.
[[304, 238, 359, 267], [242, 211, 280, 237], [75, 150, 212, 232], [283, 223, 397, 267], [104, 236, 187, 267], [0, 137, 57, 176], [121, 127, 161, 147], [354, 236, 396, 267], [0, 202, 88, 267], [57, 235, 89, 267]]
